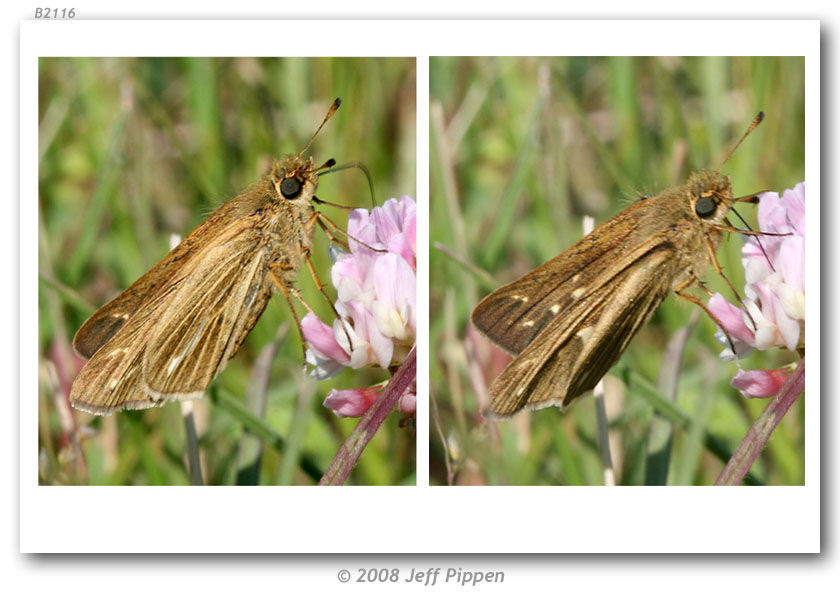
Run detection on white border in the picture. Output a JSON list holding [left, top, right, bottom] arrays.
[[21, 19, 819, 554]]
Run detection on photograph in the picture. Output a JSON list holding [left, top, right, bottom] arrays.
[[430, 56, 805, 486], [38, 56, 417, 486], [13, 14, 827, 596]]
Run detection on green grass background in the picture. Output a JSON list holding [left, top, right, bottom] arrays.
[[430, 56, 805, 486], [39, 57, 416, 485]]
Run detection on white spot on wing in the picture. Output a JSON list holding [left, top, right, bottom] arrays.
[[522, 320, 534, 328], [550, 304, 560, 314], [572, 288, 586, 299], [166, 355, 184, 377], [576, 326, 593, 343], [162, 318, 209, 379]]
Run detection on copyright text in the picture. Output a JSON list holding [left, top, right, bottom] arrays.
[[344, 567, 504, 586]]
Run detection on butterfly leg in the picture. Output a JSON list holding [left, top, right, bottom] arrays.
[[716, 221, 791, 237], [315, 212, 386, 253], [312, 195, 357, 211], [313, 213, 349, 251], [268, 264, 315, 362], [302, 211, 348, 252], [673, 276, 739, 355], [299, 214, 355, 351], [299, 214, 346, 322], [701, 233, 757, 329], [300, 248, 356, 353], [718, 218, 787, 273]]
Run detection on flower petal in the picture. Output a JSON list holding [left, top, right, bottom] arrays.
[[398, 391, 416, 414], [730, 368, 791, 399], [708, 293, 755, 345], [302, 313, 351, 379], [323, 387, 381, 418], [302, 313, 351, 365], [784, 182, 805, 235]]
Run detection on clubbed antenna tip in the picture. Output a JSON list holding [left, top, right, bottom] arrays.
[[298, 98, 343, 157], [719, 111, 765, 170]]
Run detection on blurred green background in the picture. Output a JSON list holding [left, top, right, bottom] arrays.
[[39, 57, 416, 485], [430, 56, 805, 486]]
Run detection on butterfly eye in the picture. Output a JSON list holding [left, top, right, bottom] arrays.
[[280, 177, 303, 199], [695, 195, 717, 218]]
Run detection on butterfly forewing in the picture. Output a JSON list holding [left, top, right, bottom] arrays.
[[472, 204, 648, 355], [70, 155, 322, 414], [72, 247, 191, 361], [142, 223, 273, 401], [71, 189, 267, 361], [485, 241, 676, 418]]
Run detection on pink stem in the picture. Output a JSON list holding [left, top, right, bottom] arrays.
[[319, 346, 416, 486], [715, 359, 805, 486]]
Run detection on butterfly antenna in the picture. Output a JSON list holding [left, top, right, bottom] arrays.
[[318, 161, 376, 207], [298, 97, 342, 158], [718, 111, 764, 170]]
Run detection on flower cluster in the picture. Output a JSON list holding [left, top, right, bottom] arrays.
[[708, 183, 805, 398], [302, 196, 417, 417]]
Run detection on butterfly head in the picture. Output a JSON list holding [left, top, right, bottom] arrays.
[[270, 155, 322, 204], [687, 111, 765, 225], [689, 169, 735, 225]]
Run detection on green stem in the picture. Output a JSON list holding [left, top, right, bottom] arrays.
[[182, 401, 203, 485], [212, 388, 323, 483], [629, 372, 765, 485]]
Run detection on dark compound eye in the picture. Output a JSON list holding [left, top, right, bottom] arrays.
[[695, 195, 717, 218], [280, 177, 303, 199]]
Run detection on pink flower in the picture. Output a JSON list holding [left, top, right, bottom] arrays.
[[730, 368, 793, 399], [708, 183, 805, 398], [708, 293, 756, 357], [398, 383, 417, 414], [303, 196, 417, 416], [301, 313, 351, 379], [323, 386, 381, 418], [322, 381, 416, 419]]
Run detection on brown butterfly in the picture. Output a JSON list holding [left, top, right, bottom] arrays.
[[71, 98, 345, 415], [472, 113, 765, 419]]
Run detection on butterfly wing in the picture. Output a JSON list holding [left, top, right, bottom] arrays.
[[72, 241, 200, 361], [69, 286, 179, 414], [141, 223, 274, 402], [480, 232, 679, 418], [472, 202, 653, 356], [70, 215, 275, 414], [72, 183, 270, 360]]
